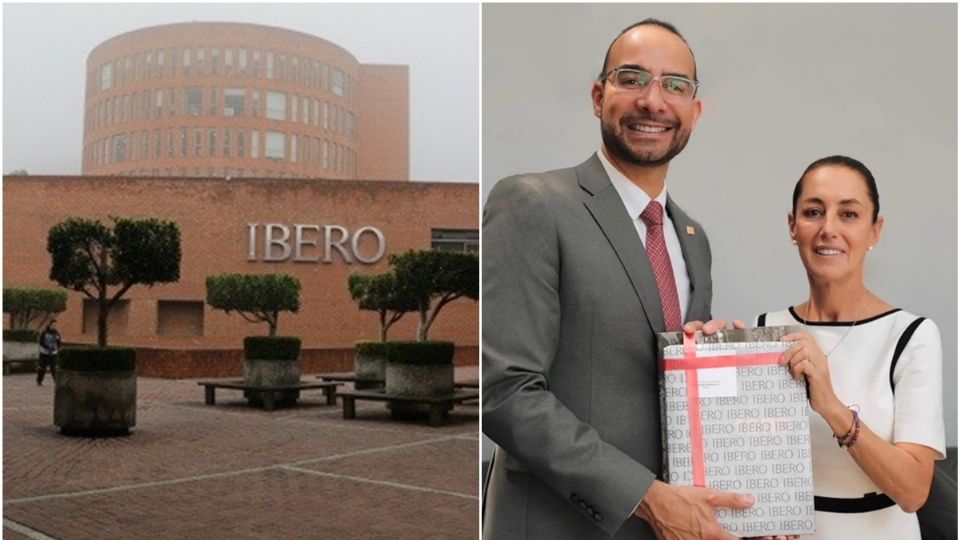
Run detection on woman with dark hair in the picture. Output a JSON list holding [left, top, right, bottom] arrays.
[[755, 156, 945, 538]]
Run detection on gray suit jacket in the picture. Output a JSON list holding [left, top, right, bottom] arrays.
[[482, 154, 713, 539]]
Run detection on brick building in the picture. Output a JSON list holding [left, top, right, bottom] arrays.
[[3, 176, 478, 377], [4, 22, 477, 378], [82, 22, 408, 181]]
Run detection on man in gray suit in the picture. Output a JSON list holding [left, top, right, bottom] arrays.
[[483, 20, 758, 540]]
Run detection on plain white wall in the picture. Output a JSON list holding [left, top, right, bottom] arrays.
[[481, 3, 958, 462]]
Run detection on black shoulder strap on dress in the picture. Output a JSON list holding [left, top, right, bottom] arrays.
[[757, 313, 767, 327], [889, 317, 926, 394]]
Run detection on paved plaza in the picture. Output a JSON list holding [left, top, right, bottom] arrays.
[[3, 367, 479, 539]]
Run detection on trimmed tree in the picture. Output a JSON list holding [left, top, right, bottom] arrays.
[[389, 250, 479, 342], [347, 272, 417, 342], [205, 273, 301, 337], [3, 287, 68, 330], [47, 217, 181, 347]]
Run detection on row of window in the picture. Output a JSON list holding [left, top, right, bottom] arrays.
[[86, 87, 356, 139], [95, 45, 354, 99], [100, 168, 345, 180], [86, 128, 357, 176]]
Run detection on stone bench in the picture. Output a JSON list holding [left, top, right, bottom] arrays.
[[3, 357, 38, 375], [338, 388, 479, 427], [197, 380, 342, 411], [318, 371, 478, 390], [317, 371, 385, 389]]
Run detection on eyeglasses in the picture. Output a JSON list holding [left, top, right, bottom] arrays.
[[604, 68, 699, 100]]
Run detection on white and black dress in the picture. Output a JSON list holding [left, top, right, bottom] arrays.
[[756, 308, 945, 540]]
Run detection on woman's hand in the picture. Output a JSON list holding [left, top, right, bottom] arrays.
[[780, 332, 841, 416]]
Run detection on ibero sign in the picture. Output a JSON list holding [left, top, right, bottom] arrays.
[[246, 223, 386, 264]]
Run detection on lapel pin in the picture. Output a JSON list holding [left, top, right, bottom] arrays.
[[686, 225, 695, 236]]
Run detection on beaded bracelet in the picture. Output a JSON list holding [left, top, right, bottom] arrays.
[[834, 408, 861, 449]]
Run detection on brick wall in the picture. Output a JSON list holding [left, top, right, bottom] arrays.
[[4, 176, 478, 360]]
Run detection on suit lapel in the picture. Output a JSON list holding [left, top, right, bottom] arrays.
[[578, 155, 665, 334], [666, 197, 709, 323]]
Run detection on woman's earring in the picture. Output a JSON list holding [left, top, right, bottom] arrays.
[[868, 246, 874, 251], [791, 239, 797, 245]]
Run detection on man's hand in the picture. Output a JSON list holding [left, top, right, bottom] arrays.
[[683, 319, 746, 337], [634, 480, 754, 540]]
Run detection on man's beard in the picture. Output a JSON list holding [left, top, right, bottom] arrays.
[[600, 115, 691, 168]]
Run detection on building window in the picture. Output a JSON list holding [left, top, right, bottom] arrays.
[[166, 129, 174, 158], [265, 131, 285, 159], [238, 49, 247, 75], [179, 127, 187, 157], [194, 129, 202, 156], [345, 112, 356, 139], [167, 88, 176, 116], [83, 299, 129, 335], [157, 300, 204, 337], [237, 131, 246, 158], [209, 87, 218, 115], [210, 47, 221, 75], [332, 68, 345, 96], [277, 54, 286, 81], [153, 129, 161, 158], [290, 134, 298, 163], [99, 63, 112, 90], [156, 50, 165, 77], [266, 51, 274, 79], [141, 130, 149, 159], [431, 229, 479, 252], [251, 50, 260, 77], [183, 87, 201, 116], [196, 48, 205, 76], [208, 129, 217, 157], [252, 130, 260, 159], [155, 89, 163, 117], [224, 88, 244, 116], [266, 91, 285, 120], [223, 128, 231, 158], [291, 95, 298, 121], [112, 134, 127, 163], [182, 48, 191, 76]]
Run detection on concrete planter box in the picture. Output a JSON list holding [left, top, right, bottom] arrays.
[[243, 358, 301, 406], [354, 350, 386, 389], [3, 341, 39, 373], [3, 341, 39, 361], [385, 363, 454, 397], [54, 369, 137, 436], [385, 363, 455, 419]]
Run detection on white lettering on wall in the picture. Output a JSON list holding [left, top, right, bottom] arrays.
[[247, 223, 386, 264]]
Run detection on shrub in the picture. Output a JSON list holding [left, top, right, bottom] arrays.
[[389, 250, 478, 341], [58, 347, 136, 372], [386, 341, 455, 366], [3, 288, 67, 330], [355, 340, 389, 356], [47, 217, 181, 346], [243, 336, 302, 360], [348, 272, 416, 342], [3, 329, 39, 342], [207, 274, 301, 337]]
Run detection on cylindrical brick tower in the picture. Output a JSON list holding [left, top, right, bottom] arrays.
[[82, 22, 409, 180]]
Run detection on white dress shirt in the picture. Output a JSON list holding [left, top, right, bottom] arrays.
[[597, 150, 691, 324]]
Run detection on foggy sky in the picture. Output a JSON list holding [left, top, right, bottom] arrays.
[[2, 3, 479, 182]]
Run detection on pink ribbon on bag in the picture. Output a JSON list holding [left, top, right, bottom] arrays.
[[661, 334, 782, 487]]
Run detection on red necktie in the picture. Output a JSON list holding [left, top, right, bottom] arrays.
[[640, 201, 682, 332]]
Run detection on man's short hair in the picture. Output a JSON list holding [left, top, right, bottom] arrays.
[[598, 18, 698, 82]]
